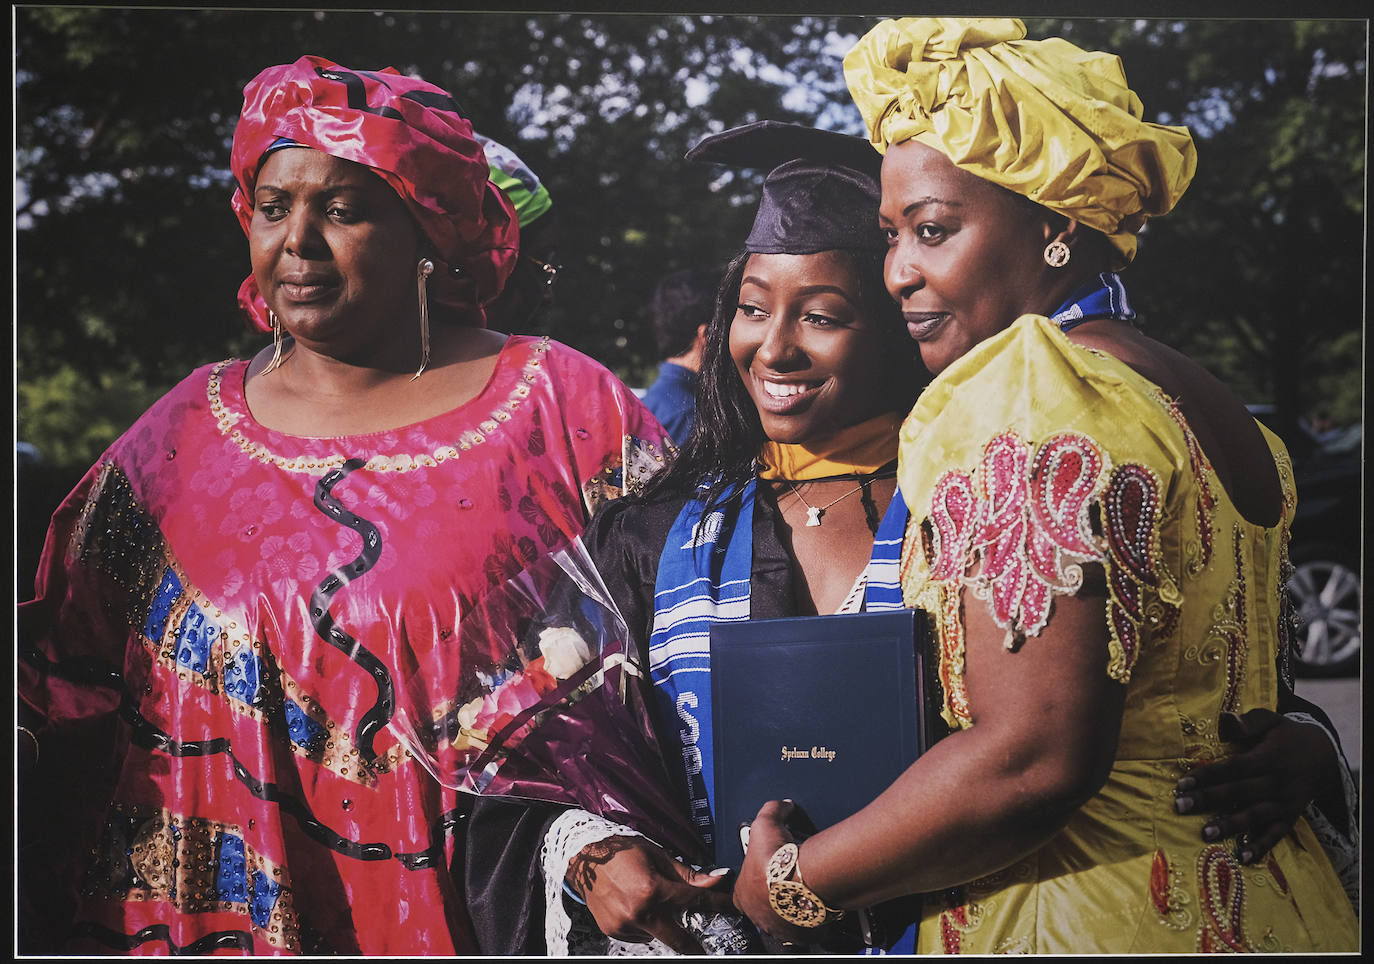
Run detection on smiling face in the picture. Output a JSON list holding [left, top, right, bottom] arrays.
[[249, 148, 423, 362], [879, 140, 1059, 375], [727, 250, 894, 445]]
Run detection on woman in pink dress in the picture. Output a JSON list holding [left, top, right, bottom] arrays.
[[18, 55, 669, 955]]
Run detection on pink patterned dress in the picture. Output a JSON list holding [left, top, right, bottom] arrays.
[[19, 335, 670, 955]]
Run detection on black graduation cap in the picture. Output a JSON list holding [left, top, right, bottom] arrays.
[[686, 120, 886, 256]]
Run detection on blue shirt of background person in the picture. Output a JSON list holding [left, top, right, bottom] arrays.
[[640, 267, 717, 444]]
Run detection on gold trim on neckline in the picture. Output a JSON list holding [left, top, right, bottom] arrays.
[[206, 337, 551, 475]]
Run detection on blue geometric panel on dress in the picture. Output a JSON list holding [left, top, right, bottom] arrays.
[[250, 869, 280, 927], [143, 568, 183, 643], [284, 699, 326, 753], [174, 603, 220, 675], [215, 832, 249, 904], [224, 645, 264, 707]]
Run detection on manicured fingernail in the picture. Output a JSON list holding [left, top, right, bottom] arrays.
[[1174, 795, 1195, 814], [708, 867, 731, 877], [1203, 824, 1220, 840], [1176, 776, 1196, 792], [782, 797, 793, 803]]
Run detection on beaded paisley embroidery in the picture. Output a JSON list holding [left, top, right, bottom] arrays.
[[922, 432, 1107, 643], [914, 428, 1178, 701], [892, 316, 1356, 952], [1162, 395, 1217, 577], [1102, 462, 1179, 681], [1196, 845, 1255, 952]]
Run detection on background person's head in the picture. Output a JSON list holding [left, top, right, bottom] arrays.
[[651, 267, 717, 367], [478, 133, 562, 331], [230, 56, 519, 342], [845, 17, 1196, 374]]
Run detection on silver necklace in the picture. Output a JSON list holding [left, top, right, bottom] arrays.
[[785, 477, 871, 527]]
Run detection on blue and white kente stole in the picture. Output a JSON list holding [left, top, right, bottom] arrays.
[[1049, 271, 1135, 331], [648, 480, 910, 852], [864, 485, 908, 612], [650, 479, 917, 952], [648, 479, 756, 853]]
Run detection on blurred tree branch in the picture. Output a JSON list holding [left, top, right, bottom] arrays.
[[15, 11, 1365, 479]]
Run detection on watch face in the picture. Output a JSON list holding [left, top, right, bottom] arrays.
[[768, 879, 829, 928]]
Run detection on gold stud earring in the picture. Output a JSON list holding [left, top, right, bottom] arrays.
[[412, 258, 435, 380], [1043, 240, 1071, 268]]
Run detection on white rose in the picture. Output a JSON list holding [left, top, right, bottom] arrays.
[[456, 696, 484, 732], [538, 626, 593, 679]]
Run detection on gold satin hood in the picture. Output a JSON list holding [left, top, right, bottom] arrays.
[[843, 17, 1197, 267]]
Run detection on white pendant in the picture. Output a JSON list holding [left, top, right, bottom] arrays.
[[805, 506, 823, 527]]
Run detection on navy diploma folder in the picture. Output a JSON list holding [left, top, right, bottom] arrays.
[[708, 608, 940, 870]]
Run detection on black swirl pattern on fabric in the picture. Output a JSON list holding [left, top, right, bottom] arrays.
[[25, 459, 465, 873], [119, 695, 394, 861], [75, 921, 254, 954], [310, 458, 396, 764], [394, 808, 469, 870], [28, 648, 418, 866]]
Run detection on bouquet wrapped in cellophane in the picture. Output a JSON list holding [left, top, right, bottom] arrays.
[[388, 537, 706, 866]]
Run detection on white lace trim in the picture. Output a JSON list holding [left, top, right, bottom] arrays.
[[540, 809, 679, 956], [1286, 711, 1360, 909], [836, 571, 868, 614]]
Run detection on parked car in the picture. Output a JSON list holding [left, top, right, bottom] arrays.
[[1284, 424, 1362, 676]]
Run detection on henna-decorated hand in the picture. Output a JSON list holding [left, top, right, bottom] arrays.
[[566, 835, 732, 953]]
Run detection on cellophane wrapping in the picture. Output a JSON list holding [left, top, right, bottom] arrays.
[[388, 537, 705, 864]]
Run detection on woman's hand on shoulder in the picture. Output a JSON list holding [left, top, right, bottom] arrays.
[[1173, 709, 1340, 864], [567, 834, 732, 952]]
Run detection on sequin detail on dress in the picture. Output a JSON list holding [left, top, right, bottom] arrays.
[[84, 804, 299, 952], [207, 337, 557, 475], [910, 428, 1180, 727], [1102, 462, 1178, 682], [931, 432, 1108, 646], [1197, 845, 1255, 952]]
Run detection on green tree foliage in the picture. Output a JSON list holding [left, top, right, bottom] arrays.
[[1027, 18, 1366, 441], [15, 10, 1366, 482]]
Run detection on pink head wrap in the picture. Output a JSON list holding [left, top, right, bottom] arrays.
[[230, 55, 518, 331]]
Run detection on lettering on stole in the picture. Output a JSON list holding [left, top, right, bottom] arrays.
[[676, 693, 713, 836], [779, 745, 837, 762]]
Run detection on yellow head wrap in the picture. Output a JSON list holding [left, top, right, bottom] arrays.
[[843, 17, 1197, 267]]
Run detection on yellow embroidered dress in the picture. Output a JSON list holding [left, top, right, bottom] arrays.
[[897, 316, 1358, 953]]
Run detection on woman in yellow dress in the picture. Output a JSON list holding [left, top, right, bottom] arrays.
[[730, 18, 1359, 953]]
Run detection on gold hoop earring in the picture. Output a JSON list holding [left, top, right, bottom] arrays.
[[263, 310, 285, 374], [1043, 240, 1071, 268], [412, 258, 435, 380]]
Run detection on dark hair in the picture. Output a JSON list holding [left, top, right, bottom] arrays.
[[644, 247, 924, 511], [483, 209, 561, 330], [651, 267, 719, 358]]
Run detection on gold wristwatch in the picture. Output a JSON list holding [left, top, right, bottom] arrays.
[[764, 841, 843, 928]]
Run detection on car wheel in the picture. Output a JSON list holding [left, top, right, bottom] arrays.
[[1287, 545, 1361, 677]]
